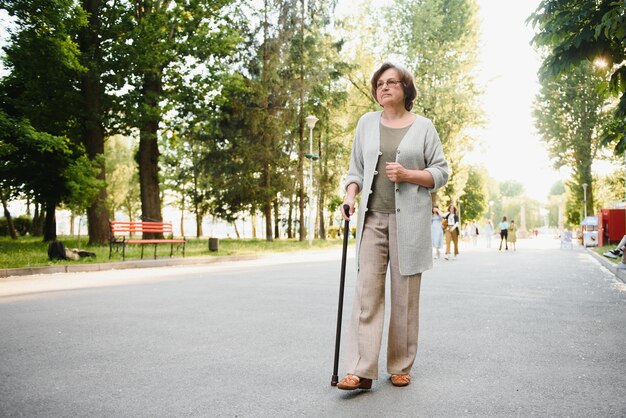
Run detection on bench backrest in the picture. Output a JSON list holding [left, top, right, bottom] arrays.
[[110, 221, 174, 235]]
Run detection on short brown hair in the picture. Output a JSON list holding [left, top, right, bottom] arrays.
[[370, 62, 417, 111]]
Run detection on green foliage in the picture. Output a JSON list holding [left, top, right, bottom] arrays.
[[593, 171, 625, 211], [549, 180, 566, 196], [105, 135, 140, 219], [0, 0, 86, 137], [533, 61, 609, 220], [0, 216, 31, 237], [63, 154, 105, 214], [500, 181, 525, 198], [530, 0, 626, 154], [0, 110, 84, 208], [459, 166, 487, 221]]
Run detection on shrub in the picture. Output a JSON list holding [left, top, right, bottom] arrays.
[[14, 216, 32, 236], [328, 226, 340, 239], [0, 216, 33, 236]]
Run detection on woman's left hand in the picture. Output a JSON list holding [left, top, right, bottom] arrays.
[[385, 162, 405, 183]]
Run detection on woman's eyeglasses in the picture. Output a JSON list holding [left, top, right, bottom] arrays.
[[376, 79, 403, 90]]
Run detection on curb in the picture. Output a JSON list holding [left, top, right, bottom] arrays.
[[586, 247, 626, 284], [0, 255, 261, 279]]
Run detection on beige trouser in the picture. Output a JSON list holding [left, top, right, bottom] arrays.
[[445, 229, 459, 255], [344, 211, 422, 380]]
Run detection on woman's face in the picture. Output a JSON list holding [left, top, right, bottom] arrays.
[[375, 68, 404, 108]]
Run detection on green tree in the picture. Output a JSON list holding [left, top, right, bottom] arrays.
[[105, 135, 140, 221], [499, 180, 525, 198], [1, 0, 115, 244], [459, 166, 487, 221], [533, 62, 609, 222], [594, 171, 624, 213], [0, 111, 102, 241], [106, 0, 240, 237], [530, 0, 626, 154], [77, 0, 111, 244], [0, 0, 91, 240]]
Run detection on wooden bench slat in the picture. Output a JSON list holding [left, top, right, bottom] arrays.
[[126, 239, 186, 244]]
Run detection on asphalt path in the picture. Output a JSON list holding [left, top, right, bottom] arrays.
[[1, 236, 625, 417]]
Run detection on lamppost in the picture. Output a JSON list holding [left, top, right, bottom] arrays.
[[582, 183, 588, 219], [305, 115, 319, 246]]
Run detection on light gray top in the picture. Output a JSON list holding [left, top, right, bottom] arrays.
[[344, 111, 449, 275]]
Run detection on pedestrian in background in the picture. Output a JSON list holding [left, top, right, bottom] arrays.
[[484, 219, 494, 248], [444, 204, 459, 260], [431, 204, 444, 259], [508, 219, 517, 251], [471, 221, 479, 246], [498, 216, 509, 251], [338, 62, 449, 391], [462, 221, 471, 242]]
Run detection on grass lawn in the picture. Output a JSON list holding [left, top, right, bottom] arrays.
[[0, 235, 345, 270]]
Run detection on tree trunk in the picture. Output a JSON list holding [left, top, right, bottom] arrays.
[[262, 147, 273, 241], [263, 200, 273, 241], [1, 191, 17, 240], [232, 221, 240, 239], [251, 211, 257, 238], [273, 197, 280, 239], [195, 213, 203, 237], [43, 201, 57, 242], [297, 0, 306, 241], [70, 212, 75, 236], [31, 203, 44, 236], [138, 71, 164, 239], [80, 0, 109, 245], [287, 189, 294, 239], [318, 190, 326, 240]]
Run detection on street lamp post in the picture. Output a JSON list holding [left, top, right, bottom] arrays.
[[305, 115, 319, 246], [582, 183, 588, 220]]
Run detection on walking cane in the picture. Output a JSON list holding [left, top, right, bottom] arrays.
[[331, 204, 351, 386]]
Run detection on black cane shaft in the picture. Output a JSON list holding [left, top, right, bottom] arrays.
[[332, 205, 351, 386]]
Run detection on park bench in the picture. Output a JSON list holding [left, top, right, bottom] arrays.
[[109, 221, 186, 260]]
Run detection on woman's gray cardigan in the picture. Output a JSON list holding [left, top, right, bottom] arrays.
[[345, 111, 449, 275]]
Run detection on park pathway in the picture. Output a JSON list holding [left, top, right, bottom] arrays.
[[1, 235, 625, 417]]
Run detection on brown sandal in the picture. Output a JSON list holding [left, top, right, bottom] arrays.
[[337, 374, 373, 390], [390, 374, 411, 387]]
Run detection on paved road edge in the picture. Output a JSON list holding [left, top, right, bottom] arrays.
[[586, 247, 626, 284], [0, 255, 261, 279]]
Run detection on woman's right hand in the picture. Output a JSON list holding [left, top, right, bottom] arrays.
[[341, 183, 359, 221], [340, 201, 355, 221]]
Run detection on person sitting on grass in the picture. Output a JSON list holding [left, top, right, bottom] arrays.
[[603, 235, 626, 259], [601, 235, 626, 270]]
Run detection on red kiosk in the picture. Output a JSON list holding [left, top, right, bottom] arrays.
[[598, 208, 626, 246]]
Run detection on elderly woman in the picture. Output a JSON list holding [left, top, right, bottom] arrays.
[[338, 62, 449, 390]]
